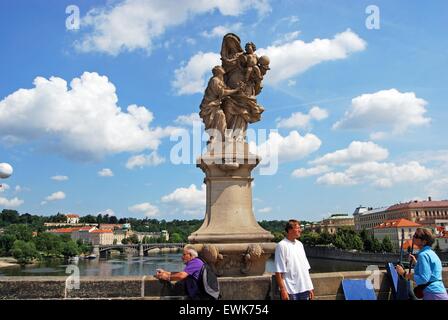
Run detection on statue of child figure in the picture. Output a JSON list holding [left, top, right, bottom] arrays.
[[242, 42, 262, 82]]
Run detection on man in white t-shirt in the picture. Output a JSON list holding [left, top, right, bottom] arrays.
[[275, 219, 314, 300]]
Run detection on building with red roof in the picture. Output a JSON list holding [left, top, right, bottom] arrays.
[[65, 213, 80, 224], [48, 226, 114, 245], [373, 218, 422, 252], [354, 197, 448, 232], [89, 229, 114, 245]]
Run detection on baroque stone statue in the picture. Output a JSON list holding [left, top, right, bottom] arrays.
[[199, 33, 270, 142], [190, 33, 275, 277]]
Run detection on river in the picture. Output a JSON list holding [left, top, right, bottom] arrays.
[[0, 253, 379, 277]]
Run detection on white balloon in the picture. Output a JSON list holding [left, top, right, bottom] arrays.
[[0, 163, 13, 179]]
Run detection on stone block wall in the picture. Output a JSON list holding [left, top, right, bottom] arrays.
[[0, 268, 447, 300]]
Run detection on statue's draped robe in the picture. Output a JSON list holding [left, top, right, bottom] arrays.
[[199, 33, 266, 140], [199, 77, 227, 138]]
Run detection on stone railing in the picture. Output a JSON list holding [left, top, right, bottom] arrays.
[[1, 268, 447, 300], [304, 245, 448, 264]]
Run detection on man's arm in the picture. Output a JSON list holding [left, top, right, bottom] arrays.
[[275, 272, 289, 300], [157, 271, 189, 281]]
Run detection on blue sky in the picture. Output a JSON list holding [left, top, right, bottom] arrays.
[[0, 0, 447, 222]]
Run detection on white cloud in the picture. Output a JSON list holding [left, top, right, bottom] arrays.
[[287, 80, 296, 87], [347, 161, 433, 186], [201, 23, 243, 38], [312, 141, 389, 166], [258, 207, 272, 213], [250, 131, 321, 163], [317, 172, 356, 186], [42, 191, 66, 205], [161, 184, 206, 209], [0, 196, 23, 207], [126, 152, 165, 169], [98, 168, 114, 177], [333, 89, 430, 139], [0, 183, 10, 192], [128, 202, 160, 217], [285, 16, 299, 25], [175, 29, 365, 95], [161, 184, 207, 216], [257, 29, 366, 85], [185, 37, 196, 45], [273, 30, 301, 45], [292, 165, 331, 178], [0, 72, 176, 161], [317, 161, 433, 187], [51, 175, 69, 181], [425, 178, 448, 199], [75, 0, 269, 55], [277, 106, 328, 130], [172, 52, 221, 95], [174, 113, 202, 126]]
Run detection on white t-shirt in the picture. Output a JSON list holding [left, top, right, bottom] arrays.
[[275, 238, 314, 294]]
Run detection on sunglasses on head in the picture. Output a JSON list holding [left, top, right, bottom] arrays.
[[413, 234, 422, 239]]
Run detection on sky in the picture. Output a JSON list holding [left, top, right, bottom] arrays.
[[0, 0, 447, 222]]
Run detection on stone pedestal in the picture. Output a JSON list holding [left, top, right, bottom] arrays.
[[188, 141, 275, 276]]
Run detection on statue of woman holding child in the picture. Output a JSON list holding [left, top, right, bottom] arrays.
[[199, 33, 270, 142]]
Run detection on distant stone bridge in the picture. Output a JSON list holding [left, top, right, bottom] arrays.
[[93, 243, 185, 257]]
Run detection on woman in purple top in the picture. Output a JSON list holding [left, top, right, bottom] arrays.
[[155, 247, 204, 299]]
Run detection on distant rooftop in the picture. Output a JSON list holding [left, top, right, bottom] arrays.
[[387, 199, 448, 211], [325, 214, 352, 220], [65, 214, 80, 218], [353, 206, 388, 216], [374, 218, 422, 229]]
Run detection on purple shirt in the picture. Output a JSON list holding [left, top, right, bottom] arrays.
[[184, 257, 204, 279], [183, 258, 204, 298]]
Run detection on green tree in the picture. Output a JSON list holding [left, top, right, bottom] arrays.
[[360, 229, 369, 242], [61, 240, 80, 257], [123, 234, 139, 244], [318, 232, 335, 245], [79, 215, 97, 224], [170, 233, 183, 243], [301, 231, 319, 246], [0, 234, 16, 256], [5, 224, 33, 242], [76, 239, 92, 254], [0, 209, 20, 226], [47, 213, 66, 223], [33, 233, 64, 257], [272, 231, 284, 243], [109, 216, 118, 224], [372, 237, 382, 252], [11, 240, 40, 264], [334, 233, 347, 250], [381, 236, 394, 253]]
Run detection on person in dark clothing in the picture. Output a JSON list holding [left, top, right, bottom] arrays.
[[155, 247, 205, 299]]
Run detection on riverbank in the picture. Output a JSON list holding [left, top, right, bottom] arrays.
[[0, 257, 19, 268]]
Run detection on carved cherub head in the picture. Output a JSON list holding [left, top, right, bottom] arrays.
[[245, 42, 256, 53]]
